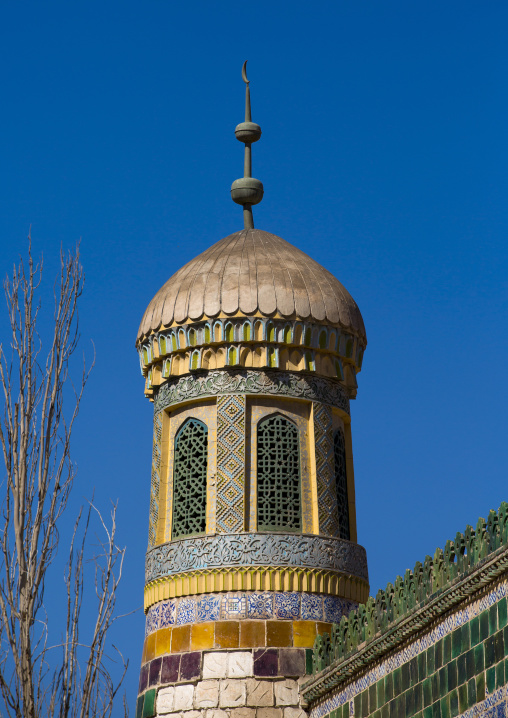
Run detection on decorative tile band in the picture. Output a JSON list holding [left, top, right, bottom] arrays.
[[153, 369, 350, 415], [138, 647, 314, 696], [314, 402, 340, 538], [307, 577, 508, 718], [148, 411, 163, 548], [141, 620, 337, 662], [144, 566, 370, 610], [216, 395, 246, 533], [145, 592, 359, 635], [140, 317, 363, 371], [145, 532, 368, 584]]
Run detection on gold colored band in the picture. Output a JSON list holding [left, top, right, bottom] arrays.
[[144, 566, 369, 610]]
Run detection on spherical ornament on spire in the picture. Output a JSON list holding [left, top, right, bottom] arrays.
[[234, 121, 261, 143], [230, 177, 264, 205]]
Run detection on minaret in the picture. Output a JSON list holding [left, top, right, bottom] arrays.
[[135, 63, 369, 718]]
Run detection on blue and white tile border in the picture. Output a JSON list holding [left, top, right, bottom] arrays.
[[309, 578, 508, 718], [144, 591, 358, 634]]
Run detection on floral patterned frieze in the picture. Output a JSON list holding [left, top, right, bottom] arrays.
[[153, 369, 350, 415], [145, 532, 368, 584], [145, 591, 359, 635]]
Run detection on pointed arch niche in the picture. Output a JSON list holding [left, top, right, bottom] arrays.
[[157, 399, 217, 543], [247, 398, 315, 534]]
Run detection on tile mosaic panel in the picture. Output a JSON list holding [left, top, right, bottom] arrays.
[[216, 394, 245, 533], [314, 402, 340, 538], [145, 604, 160, 636], [159, 600, 176, 628], [248, 592, 274, 619], [154, 369, 350, 416], [148, 411, 163, 548], [145, 532, 368, 583], [275, 592, 301, 620], [176, 597, 197, 625], [302, 593, 325, 621], [220, 593, 247, 619], [197, 595, 220, 622], [144, 592, 354, 634], [309, 578, 508, 718]]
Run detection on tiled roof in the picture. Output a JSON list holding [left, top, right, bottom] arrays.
[[137, 229, 366, 344]]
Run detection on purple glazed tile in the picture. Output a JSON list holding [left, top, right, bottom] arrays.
[[279, 649, 305, 676], [180, 652, 201, 681], [138, 664, 149, 693], [254, 648, 278, 677], [148, 657, 162, 686], [161, 654, 180, 684]]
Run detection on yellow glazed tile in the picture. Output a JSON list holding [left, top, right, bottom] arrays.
[[191, 622, 215, 650], [267, 620, 292, 647], [171, 625, 191, 653], [240, 620, 266, 648], [155, 627, 172, 657], [215, 621, 239, 648], [144, 632, 156, 662], [293, 620, 317, 648]]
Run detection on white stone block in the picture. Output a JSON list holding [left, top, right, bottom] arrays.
[[246, 678, 274, 707], [203, 652, 229, 679], [228, 652, 253, 678], [175, 684, 195, 711], [182, 712, 201, 718], [258, 709, 283, 718], [206, 710, 229, 718], [157, 686, 176, 714], [284, 708, 307, 718], [195, 681, 220, 708], [231, 708, 256, 718], [274, 680, 299, 707], [219, 679, 247, 708]]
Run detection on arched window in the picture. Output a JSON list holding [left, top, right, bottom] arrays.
[[172, 419, 208, 539], [334, 427, 350, 540], [257, 415, 301, 532]]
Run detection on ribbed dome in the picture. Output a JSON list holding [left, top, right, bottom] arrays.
[[137, 229, 366, 344]]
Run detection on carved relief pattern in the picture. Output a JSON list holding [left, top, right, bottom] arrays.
[[216, 395, 245, 533], [154, 369, 350, 415], [148, 411, 163, 547], [334, 427, 350, 540], [314, 403, 341, 537], [145, 532, 368, 583]]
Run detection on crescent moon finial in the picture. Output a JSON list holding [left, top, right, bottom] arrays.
[[242, 60, 249, 85]]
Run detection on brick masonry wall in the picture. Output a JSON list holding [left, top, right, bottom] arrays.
[[309, 579, 508, 718], [136, 649, 313, 718]]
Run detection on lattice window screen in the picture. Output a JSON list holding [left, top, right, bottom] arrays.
[[334, 427, 350, 540], [172, 418, 208, 539], [257, 414, 301, 531]]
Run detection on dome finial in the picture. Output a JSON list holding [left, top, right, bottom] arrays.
[[231, 61, 264, 230]]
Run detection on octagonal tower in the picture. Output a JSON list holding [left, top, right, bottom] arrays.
[[135, 64, 369, 718]]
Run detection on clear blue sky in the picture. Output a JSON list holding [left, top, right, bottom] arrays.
[[1, 2, 507, 712]]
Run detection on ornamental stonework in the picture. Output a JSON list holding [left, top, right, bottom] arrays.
[[145, 532, 368, 584], [154, 369, 350, 415]]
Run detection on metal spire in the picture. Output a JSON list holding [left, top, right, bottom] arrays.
[[231, 61, 263, 229]]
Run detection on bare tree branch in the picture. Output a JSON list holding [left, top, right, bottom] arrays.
[[0, 236, 128, 718]]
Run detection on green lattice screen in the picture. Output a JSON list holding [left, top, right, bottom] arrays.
[[334, 427, 350, 540], [172, 418, 208, 539], [257, 414, 301, 531]]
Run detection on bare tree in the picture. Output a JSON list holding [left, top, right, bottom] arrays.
[[0, 238, 128, 718]]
